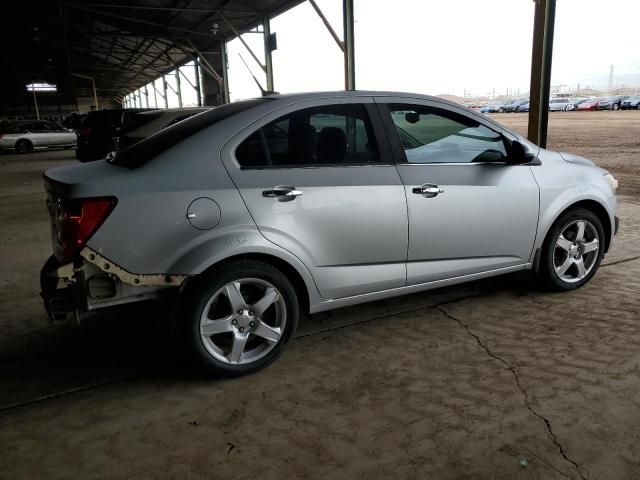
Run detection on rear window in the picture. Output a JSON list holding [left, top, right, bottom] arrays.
[[110, 98, 270, 169]]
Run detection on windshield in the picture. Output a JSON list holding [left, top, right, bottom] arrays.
[[110, 98, 270, 168]]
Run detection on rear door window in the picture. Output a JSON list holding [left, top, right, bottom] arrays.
[[236, 103, 380, 168]]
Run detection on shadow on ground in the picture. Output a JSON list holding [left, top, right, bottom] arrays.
[[0, 271, 539, 410]]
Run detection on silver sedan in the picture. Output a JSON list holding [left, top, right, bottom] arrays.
[[0, 120, 76, 153], [40, 91, 619, 377]]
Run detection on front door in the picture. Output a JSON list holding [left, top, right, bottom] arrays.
[[377, 98, 539, 285], [221, 99, 408, 299]]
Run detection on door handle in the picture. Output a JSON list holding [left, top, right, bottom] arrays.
[[412, 184, 444, 198], [262, 186, 304, 201]]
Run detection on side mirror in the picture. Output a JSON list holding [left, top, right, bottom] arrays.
[[508, 139, 536, 165]]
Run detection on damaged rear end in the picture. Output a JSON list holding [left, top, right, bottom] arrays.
[[40, 166, 181, 324]]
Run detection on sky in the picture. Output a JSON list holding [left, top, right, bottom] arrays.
[[226, 0, 640, 100], [126, 0, 640, 106]]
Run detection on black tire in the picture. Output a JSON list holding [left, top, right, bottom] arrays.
[[15, 139, 33, 154], [612, 103, 619, 111], [180, 259, 299, 377], [498, 108, 505, 113], [538, 208, 605, 291]]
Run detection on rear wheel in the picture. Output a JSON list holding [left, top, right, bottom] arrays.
[[613, 103, 619, 111], [15, 139, 33, 154], [538, 208, 605, 291], [181, 260, 299, 376]]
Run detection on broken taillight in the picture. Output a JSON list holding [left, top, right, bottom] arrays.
[[58, 197, 116, 263]]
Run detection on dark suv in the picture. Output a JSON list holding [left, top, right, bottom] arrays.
[[76, 108, 154, 162]]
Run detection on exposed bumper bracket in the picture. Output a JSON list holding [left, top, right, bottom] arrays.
[[80, 248, 187, 287]]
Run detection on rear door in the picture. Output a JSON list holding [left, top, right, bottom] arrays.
[[376, 97, 539, 285], [221, 97, 409, 299], [23, 122, 50, 146], [46, 122, 74, 145]]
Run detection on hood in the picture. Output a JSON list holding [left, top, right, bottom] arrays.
[[559, 152, 596, 167]]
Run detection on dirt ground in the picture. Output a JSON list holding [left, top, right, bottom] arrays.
[[1, 112, 640, 479]]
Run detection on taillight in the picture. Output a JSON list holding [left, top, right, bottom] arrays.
[[77, 127, 92, 137], [58, 197, 116, 263]]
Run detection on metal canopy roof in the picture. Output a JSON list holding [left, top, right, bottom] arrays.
[[0, 0, 304, 104]]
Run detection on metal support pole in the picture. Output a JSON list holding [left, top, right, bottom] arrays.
[[152, 82, 158, 107], [194, 58, 202, 106], [175, 69, 183, 107], [144, 84, 149, 108], [527, 0, 556, 148], [263, 16, 274, 92], [92, 78, 99, 109], [343, 0, 355, 90], [220, 43, 230, 104], [162, 76, 169, 108], [32, 87, 40, 120]]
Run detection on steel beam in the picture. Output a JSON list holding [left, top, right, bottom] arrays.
[[162, 76, 169, 108], [527, 0, 556, 148], [175, 69, 183, 108], [194, 58, 202, 106], [220, 12, 266, 73], [220, 42, 230, 104], [144, 84, 149, 108], [263, 17, 274, 92], [308, 0, 344, 52], [343, 0, 355, 90]]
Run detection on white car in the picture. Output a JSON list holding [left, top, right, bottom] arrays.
[[549, 98, 570, 112], [0, 120, 76, 153]]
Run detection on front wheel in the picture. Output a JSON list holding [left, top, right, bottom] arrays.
[[538, 208, 605, 291], [612, 103, 619, 111], [181, 260, 299, 376]]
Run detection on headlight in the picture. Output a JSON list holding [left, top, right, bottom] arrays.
[[604, 173, 618, 193]]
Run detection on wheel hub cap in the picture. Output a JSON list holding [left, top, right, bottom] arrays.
[[199, 278, 286, 365]]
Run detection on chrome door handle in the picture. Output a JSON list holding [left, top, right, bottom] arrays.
[[262, 186, 303, 201], [412, 184, 444, 198]]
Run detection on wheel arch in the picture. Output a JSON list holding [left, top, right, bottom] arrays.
[[543, 199, 613, 253], [186, 252, 311, 316]]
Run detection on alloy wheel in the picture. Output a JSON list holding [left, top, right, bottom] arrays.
[[199, 278, 286, 365], [553, 219, 600, 283]]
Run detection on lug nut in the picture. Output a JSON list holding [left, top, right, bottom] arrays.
[[249, 310, 254, 316], [249, 321, 255, 328], [239, 327, 245, 333], [237, 309, 243, 315], [231, 319, 237, 325]]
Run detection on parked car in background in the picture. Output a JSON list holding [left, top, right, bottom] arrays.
[[577, 98, 601, 111], [488, 102, 507, 113], [62, 113, 86, 130], [620, 96, 640, 110], [40, 91, 618, 376], [0, 120, 76, 153], [549, 98, 570, 111], [504, 99, 529, 112], [597, 95, 630, 111], [564, 98, 588, 111], [518, 102, 530, 112], [114, 107, 210, 151], [76, 108, 154, 162]]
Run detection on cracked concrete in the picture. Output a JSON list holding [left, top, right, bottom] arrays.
[[435, 305, 588, 480]]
